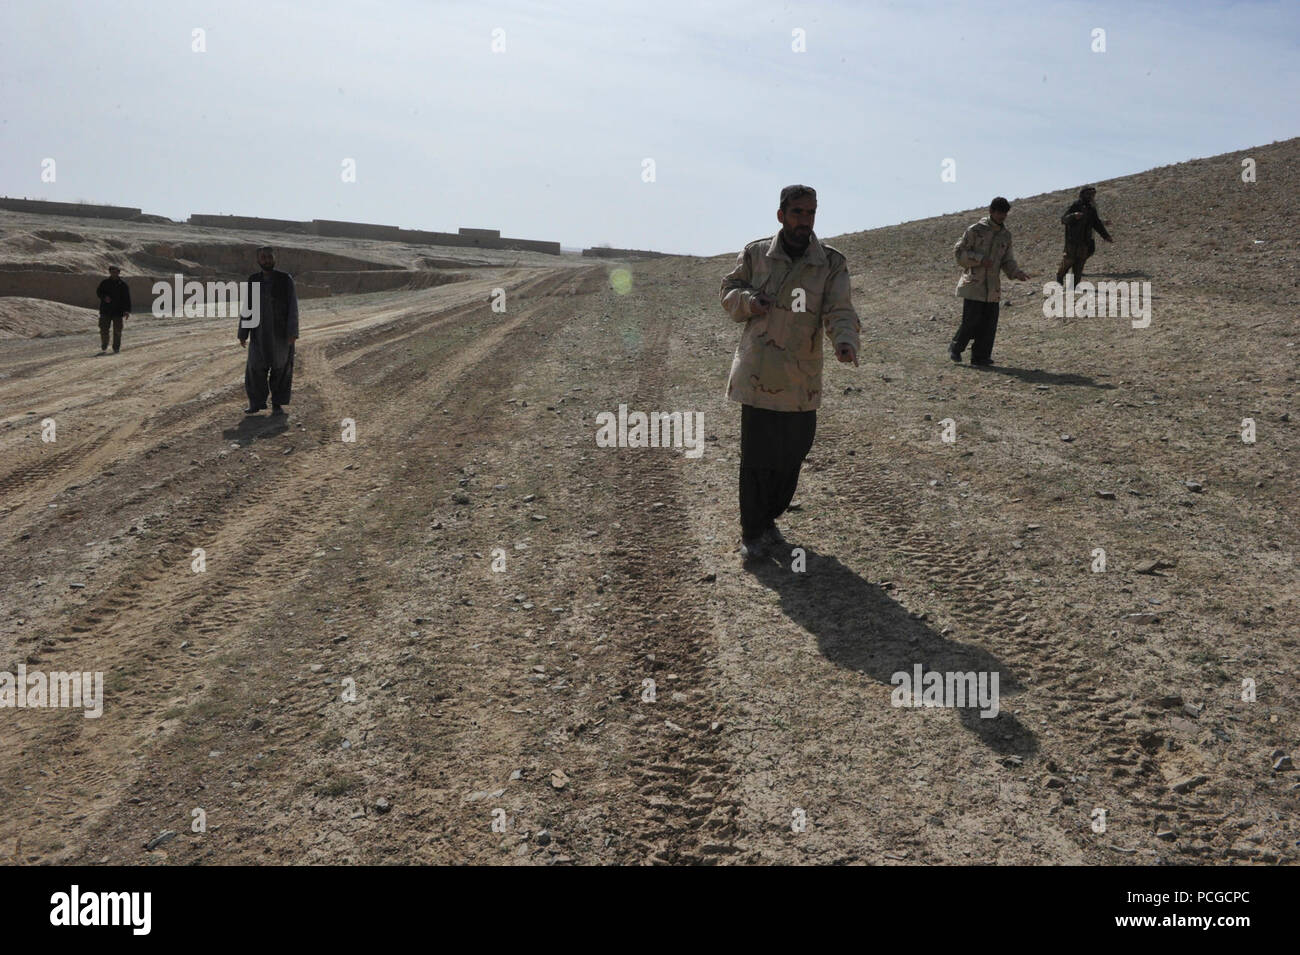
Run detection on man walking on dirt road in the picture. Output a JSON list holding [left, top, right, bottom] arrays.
[[1055, 185, 1113, 286], [948, 197, 1030, 367], [720, 184, 861, 562], [239, 246, 299, 416], [95, 265, 131, 354]]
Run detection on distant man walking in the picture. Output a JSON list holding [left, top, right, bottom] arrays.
[[238, 246, 299, 416], [95, 265, 131, 354], [1055, 185, 1113, 286], [949, 197, 1029, 366], [720, 184, 861, 561]]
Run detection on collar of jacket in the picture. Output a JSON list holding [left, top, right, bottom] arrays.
[[978, 215, 1004, 232], [766, 230, 828, 265]]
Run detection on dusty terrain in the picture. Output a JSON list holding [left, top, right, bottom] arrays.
[[0, 139, 1295, 865]]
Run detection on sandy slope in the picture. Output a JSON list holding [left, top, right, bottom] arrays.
[[0, 140, 1295, 865]]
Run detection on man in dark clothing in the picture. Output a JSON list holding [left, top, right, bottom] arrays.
[[1055, 185, 1113, 285], [95, 265, 131, 353], [238, 247, 299, 416]]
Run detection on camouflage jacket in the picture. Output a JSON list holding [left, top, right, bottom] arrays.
[[953, 216, 1022, 302], [720, 231, 861, 412]]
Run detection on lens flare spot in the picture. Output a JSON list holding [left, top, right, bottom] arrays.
[[609, 268, 633, 295]]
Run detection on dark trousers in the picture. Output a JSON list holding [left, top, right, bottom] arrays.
[[1056, 241, 1091, 285], [245, 346, 294, 408], [98, 314, 124, 351], [951, 298, 1000, 363], [739, 404, 816, 540]]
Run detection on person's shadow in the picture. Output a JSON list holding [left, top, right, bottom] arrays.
[[976, 365, 1115, 389], [748, 547, 1037, 757], [221, 414, 289, 446]]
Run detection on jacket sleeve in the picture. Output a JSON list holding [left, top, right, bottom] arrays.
[[96, 279, 108, 301], [953, 226, 982, 268], [720, 247, 758, 321], [1061, 202, 1079, 225], [286, 275, 299, 338], [822, 254, 861, 351], [1000, 236, 1022, 279], [1091, 207, 1112, 242]]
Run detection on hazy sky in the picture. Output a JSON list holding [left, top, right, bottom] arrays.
[[2, 0, 1297, 255]]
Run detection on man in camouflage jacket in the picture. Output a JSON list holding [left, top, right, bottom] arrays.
[[948, 196, 1029, 366], [720, 184, 861, 560]]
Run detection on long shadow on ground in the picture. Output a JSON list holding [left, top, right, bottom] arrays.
[[975, 364, 1115, 389], [747, 546, 1037, 758]]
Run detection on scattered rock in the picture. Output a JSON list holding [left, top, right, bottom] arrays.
[[549, 769, 570, 789], [452, 492, 470, 505], [1183, 480, 1204, 493], [145, 830, 177, 851], [374, 797, 391, 814], [1060, 434, 1073, 442], [1096, 490, 1117, 499], [536, 829, 551, 846], [1273, 755, 1293, 772], [1171, 774, 1208, 794]]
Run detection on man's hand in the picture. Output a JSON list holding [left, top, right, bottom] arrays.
[[979, 258, 993, 268], [1072, 211, 1085, 220], [1014, 270, 1030, 281], [837, 343, 858, 366], [122, 313, 130, 320], [238, 336, 247, 347], [749, 292, 772, 316], [289, 336, 298, 346]]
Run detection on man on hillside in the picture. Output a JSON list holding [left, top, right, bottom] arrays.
[[948, 197, 1030, 367], [1055, 185, 1113, 286], [720, 184, 861, 562], [95, 265, 131, 354], [238, 246, 299, 416]]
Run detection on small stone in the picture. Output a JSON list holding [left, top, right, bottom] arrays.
[[1060, 434, 1073, 442], [1183, 480, 1203, 493], [536, 829, 551, 846], [1273, 755, 1293, 772], [1155, 829, 1177, 841], [145, 830, 177, 851], [1182, 702, 1203, 718], [1171, 774, 1208, 794], [550, 769, 569, 789], [374, 797, 391, 814], [522, 494, 536, 503], [1096, 490, 1116, 499], [452, 492, 470, 504], [1042, 775, 1065, 789]]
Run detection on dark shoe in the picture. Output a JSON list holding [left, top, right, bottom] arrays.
[[271, 405, 286, 416], [971, 357, 994, 367], [244, 405, 264, 414], [739, 537, 768, 561], [948, 345, 962, 363]]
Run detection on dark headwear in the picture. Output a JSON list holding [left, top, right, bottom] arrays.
[[989, 197, 1011, 213], [780, 184, 817, 211], [1079, 185, 1096, 197], [108, 265, 120, 273]]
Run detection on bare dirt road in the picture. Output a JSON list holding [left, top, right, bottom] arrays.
[[1, 139, 1296, 865]]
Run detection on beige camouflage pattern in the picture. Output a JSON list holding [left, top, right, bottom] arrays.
[[720, 231, 861, 412], [953, 215, 1022, 303]]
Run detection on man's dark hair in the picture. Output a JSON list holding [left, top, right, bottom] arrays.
[[989, 197, 1011, 213], [1079, 186, 1096, 197], [780, 184, 817, 211], [108, 265, 120, 272], [257, 246, 275, 255]]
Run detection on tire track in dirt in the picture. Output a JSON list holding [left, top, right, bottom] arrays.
[[591, 290, 748, 864]]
